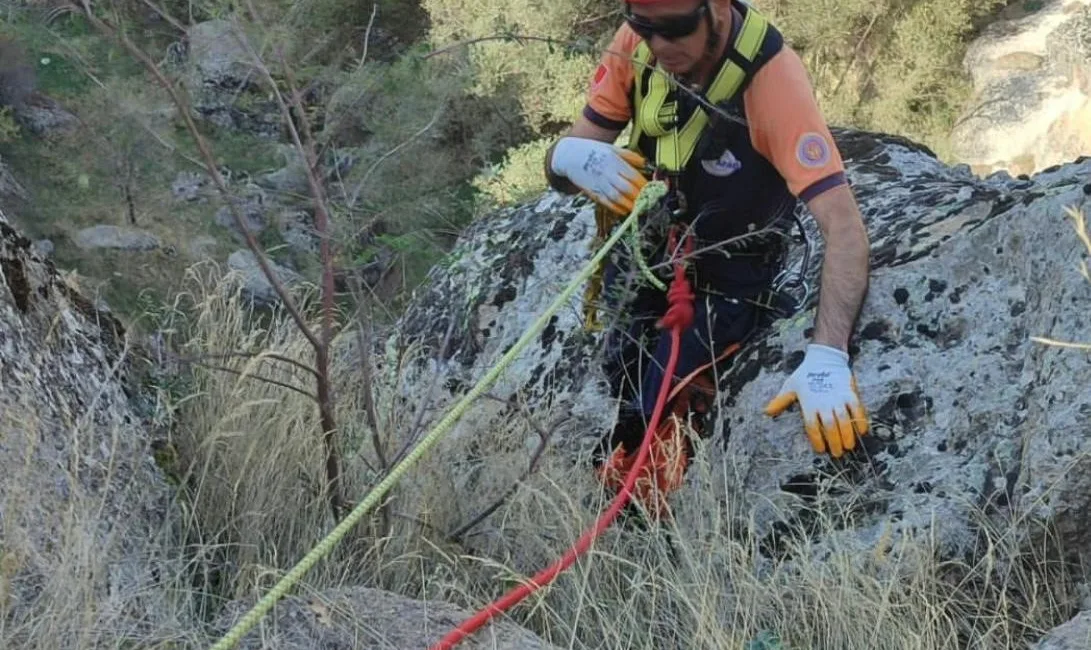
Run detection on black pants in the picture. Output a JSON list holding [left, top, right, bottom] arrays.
[[597, 252, 766, 455]]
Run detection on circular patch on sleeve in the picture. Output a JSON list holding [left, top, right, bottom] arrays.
[[591, 63, 609, 91], [796, 132, 831, 168]]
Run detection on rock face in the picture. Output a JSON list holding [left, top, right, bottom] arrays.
[[13, 92, 79, 137], [1033, 610, 1091, 649], [391, 128, 1091, 602], [71, 224, 161, 251], [180, 20, 281, 138], [0, 206, 179, 643], [951, 0, 1091, 177], [216, 586, 562, 650], [226, 248, 304, 305]]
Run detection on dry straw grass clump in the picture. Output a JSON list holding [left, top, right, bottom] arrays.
[[143, 252, 1083, 650]]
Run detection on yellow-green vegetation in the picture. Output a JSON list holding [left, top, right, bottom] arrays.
[[764, 0, 1012, 160]]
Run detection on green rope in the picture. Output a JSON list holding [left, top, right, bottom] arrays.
[[628, 220, 667, 292], [207, 181, 668, 650]]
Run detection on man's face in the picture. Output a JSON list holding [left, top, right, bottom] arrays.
[[625, 0, 712, 76]]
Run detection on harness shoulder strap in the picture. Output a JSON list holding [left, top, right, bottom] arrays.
[[629, 2, 777, 172], [628, 42, 656, 153]]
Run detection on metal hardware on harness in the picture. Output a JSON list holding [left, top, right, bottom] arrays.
[[769, 210, 814, 313]]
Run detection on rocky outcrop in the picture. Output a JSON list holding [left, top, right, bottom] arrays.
[[179, 20, 281, 139], [390, 128, 1091, 619], [226, 248, 304, 305], [215, 586, 562, 650], [71, 224, 161, 251], [1033, 610, 1091, 649], [0, 205, 180, 644], [951, 0, 1091, 177]]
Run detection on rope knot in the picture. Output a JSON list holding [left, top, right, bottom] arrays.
[[657, 225, 695, 331], [657, 273, 694, 330]]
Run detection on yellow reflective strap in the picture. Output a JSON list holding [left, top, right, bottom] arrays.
[[641, 71, 672, 137], [734, 5, 768, 62], [628, 42, 653, 152], [631, 3, 771, 172], [659, 9, 768, 171]]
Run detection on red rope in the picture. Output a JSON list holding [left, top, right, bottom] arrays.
[[430, 228, 695, 650]]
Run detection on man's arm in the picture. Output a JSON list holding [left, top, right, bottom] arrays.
[[805, 183, 870, 352]]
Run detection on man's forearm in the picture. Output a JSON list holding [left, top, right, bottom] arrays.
[[812, 218, 869, 351], [804, 184, 870, 352]]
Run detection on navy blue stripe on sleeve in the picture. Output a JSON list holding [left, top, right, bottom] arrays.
[[583, 105, 629, 131], [799, 171, 847, 202]]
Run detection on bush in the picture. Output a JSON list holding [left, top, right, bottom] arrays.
[[765, 0, 1008, 160], [420, 0, 618, 134], [471, 135, 554, 208]]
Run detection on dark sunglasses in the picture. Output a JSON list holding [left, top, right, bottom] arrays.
[[624, 1, 709, 41]]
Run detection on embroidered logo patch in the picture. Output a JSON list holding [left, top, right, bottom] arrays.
[[590, 63, 608, 91], [701, 148, 742, 177], [796, 132, 831, 168]]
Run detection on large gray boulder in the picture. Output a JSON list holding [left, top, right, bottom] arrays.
[[388, 128, 1091, 599], [0, 205, 182, 644], [1033, 610, 1091, 649], [180, 19, 281, 138], [71, 224, 161, 251], [950, 0, 1091, 177], [226, 248, 304, 305]]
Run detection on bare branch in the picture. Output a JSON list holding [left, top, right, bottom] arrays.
[[72, 1, 323, 351], [235, 2, 349, 519], [447, 410, 560, 543], [830, 11, 881, 98], [191, 362, 319, 401], [140, 0, 189, 34], [346, 103, 445, 210], [169, 350, 320, 379], [348, 274, 386, 466], [356, 2, 378, 73], [388, 317, 457, 468], [420, 34, 573, 61]]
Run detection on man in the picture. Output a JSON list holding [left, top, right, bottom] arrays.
[[544, 0, 871, 516]]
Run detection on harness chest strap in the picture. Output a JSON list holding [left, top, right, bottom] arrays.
[[629, 3, 769, 173], [582, 3, 773, 331]]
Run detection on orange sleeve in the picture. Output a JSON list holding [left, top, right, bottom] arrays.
[[744, 46, 847, 202], [582, 25, 642, 130]]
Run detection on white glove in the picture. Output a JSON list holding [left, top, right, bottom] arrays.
[[550, 136, 648, 215], [763, 344, 869, 458]]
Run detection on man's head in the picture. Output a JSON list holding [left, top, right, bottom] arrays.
[[623, 0, 726, 78]]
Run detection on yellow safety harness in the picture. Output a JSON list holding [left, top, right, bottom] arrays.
[[583, 2, 773, 331]]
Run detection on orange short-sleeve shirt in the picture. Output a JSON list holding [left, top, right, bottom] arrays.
[[583, 22, 846, 202]]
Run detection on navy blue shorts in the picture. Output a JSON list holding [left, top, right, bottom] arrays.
[[600, 254, 761, 419]]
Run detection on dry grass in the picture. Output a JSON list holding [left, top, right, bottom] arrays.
[[3, 208, 1090, 648], [135, 263, 1081, 648]]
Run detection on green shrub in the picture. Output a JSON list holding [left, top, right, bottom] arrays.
[[764, 0, 1008, 160], [420, 0, 617, 134], [472, 135, 554, 208], [0, 107, 18, 144]]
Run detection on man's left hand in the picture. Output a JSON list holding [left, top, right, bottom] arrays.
[[763, 344, 869, 457]]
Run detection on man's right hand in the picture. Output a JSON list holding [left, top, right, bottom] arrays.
[[550, 136, 649, 215]]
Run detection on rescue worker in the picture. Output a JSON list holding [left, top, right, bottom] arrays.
[[544, 0, 872, 518]]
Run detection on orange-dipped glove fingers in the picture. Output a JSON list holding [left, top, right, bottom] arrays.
[[764, 344, 867, 459], [550, 136, 649, 215]]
